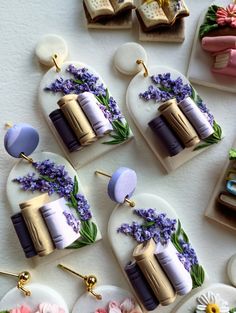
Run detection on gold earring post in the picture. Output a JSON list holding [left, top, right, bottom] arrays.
[[0, 270, 31, 296], [52, 54, 61, 72], [95, 170, 136, 207], [58, 264, 102, 300], [136, 59, 149, 77], [19, 152, 34, 164]]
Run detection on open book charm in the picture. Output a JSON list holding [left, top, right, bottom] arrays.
[[36, 34, 133, 170], [83, 0, 135, 29], [136, 0, 189, 42]]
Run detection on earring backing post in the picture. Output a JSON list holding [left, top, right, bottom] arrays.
[[58, 264, 102, 300], [95, 170, 136, 207], [0, 270, 31, 296], [52, 54, 61, 72], [136, 59, 149, 77]]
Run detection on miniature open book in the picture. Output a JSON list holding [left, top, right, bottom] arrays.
[[136, 0, 189, 32], [84, 0, 135, 22]]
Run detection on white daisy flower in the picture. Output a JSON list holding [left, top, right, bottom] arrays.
[[196, 291, 229, 313]]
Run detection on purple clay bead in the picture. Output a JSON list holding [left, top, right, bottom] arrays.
[[4, 123, 39, 158], [178, 97, 214, 140], [108, 167, 137, 204], [49, 109, 81, 152], [77, 92, 113, 137], [11, 212, 37, 258], [40, 197, 81, 249], [125, 261, 159, 311], [148, 116, 184, 157]]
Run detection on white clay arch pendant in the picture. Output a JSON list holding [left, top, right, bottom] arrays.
[[36, 34, 133, 171], [0, 283, 69, 313], [113, 42, 223, 173], [4, 123, 101, 265], [95, 166, 206, 312]]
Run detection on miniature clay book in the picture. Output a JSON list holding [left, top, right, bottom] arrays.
[[187, 0, 236, 92], [136, 0, 189, 32], [198, 4, 236, 78], [83, 0, 134, 22], [205, 147, 236, 233]]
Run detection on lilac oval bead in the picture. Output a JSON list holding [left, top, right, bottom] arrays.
[[148, 116, 183, 157], [178, 97, 214, 139], [108, 167, 137, 204], [77, 92, 113, 137], [40, 197, 81, 249], [4, 123, 39, 158]]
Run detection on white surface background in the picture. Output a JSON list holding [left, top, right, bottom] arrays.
[[0, 1, 235, 312]]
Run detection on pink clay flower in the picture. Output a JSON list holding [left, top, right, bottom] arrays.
[[35, 303, 65, 313], [10, 305, 31, 313], [95, 309, 108, 313], [216, 4, 236, 28]]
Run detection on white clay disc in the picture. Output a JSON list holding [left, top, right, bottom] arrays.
[[35, 34, 68, 67], [114, 42, 148, 75], [0, 283, 69, 312], [227, 254, 236, 287], [72, 285, 136, 313]]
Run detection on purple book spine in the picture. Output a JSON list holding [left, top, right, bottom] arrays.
[[178, 97, 214, 139], [125, 261, 159, 311], [148, 115, 184, 157], [11, 212, 37, 258]]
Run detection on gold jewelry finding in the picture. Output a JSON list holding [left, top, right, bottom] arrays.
[[58, 264, 102, 300], [19, 152, 34, 163], [52, 54, 61, 72], [95, 170, 136, 207], [136, 59, 149, 78], [0, 270, 31, 296], [4, 122, 13, 129]]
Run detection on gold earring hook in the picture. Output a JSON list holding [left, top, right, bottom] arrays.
[[19, 152, 34, 164], [58, 264, 102, 300], [136, 60, 149, 78], [95, 170, 135, 207], [52, 54, 61, 72], [0, 270, 31, 296], [4, 122, 13, 129]]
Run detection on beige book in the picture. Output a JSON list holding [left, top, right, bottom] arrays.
[[137, 2, 169, 29], [84, 0, 114, 20], [162, 0, 189, 25], [110, 0, 134, 14], [133, 239, 176, 306]]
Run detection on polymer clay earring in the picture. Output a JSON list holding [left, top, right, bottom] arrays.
[[4, 123, 101, 263], [0, 269, 68, 313], [188, 1, 236, 93], [36, 34, 133, 170], [113, 42, 222, 173], [97, 166, 205, 311]]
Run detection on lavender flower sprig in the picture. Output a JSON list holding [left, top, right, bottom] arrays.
[[45, 65, 130, 145], [13, 159, 97, 247]]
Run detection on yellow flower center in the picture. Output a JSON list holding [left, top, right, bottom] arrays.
[[206, 304, 220, 313]]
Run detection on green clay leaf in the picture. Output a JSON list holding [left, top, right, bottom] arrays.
[[73, 79, 83, 85], [69, 192, 78, 209], [229, 148, 236, 160], [73, 176, 79, 196], [190, 264, 205, 288], [199, 5, 220, 38], [229, 308, 236, 313]]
